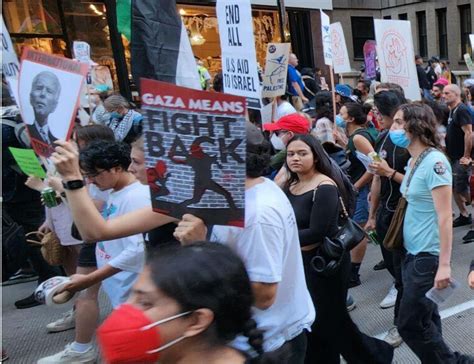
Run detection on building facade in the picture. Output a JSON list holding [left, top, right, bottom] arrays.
[[332, 0, 473, 71]]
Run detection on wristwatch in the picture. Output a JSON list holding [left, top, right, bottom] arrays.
[[62, 179, 85, 190]]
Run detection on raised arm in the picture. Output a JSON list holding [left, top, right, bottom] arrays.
[[51, 140, 177, 241]]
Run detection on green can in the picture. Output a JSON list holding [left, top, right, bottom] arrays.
[[42, 187, 58, 208], [367, 230, 379, 245]]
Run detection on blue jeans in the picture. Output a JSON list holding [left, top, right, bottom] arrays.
[[398, 253, 469, 363]]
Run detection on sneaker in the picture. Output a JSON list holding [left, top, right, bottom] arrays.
[[37, 344, 96, 364], [2, 349, 9, 361], [462, 230, 474, 241], [14, 293, 41, 309], [346, 294, 356, 312], [2, 269, 38, 286], [348, 275, 361, 288], [453, 214, 472, 228], [373, 260, 386, 271], [46, 309, 75, 333], [383, 327, 403, 347], [380, 284, 397, 309]]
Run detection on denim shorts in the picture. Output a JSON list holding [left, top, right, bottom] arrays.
[[77, 243, 97, 268], [451, 160, 471, 194], [353, 185, 369, 224]]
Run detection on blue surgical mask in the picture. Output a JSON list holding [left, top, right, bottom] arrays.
[[335, 115, 346, 128], [389, 129, 410, 148], [111, 111, 123, 120]]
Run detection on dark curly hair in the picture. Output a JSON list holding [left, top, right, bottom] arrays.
[[246, 140, 271, 178], [147, 242, 269, 361], [397, 103, 442, 150], [79, 140, 131, 173]]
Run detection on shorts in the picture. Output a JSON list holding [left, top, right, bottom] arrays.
[[353, 185, 369, 224], [77, 243, 97, 268], [451, 160, 471, 194]]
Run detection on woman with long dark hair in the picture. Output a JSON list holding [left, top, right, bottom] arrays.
[[390, 104, 472, 363], [97, 242, 275, 364], [284, 134, 393, 364]]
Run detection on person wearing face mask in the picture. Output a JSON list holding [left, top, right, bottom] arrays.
[[366, 91, 408, 348], [103, 95, 143, 144], [389, 103, 473, 364], [263, 113, 311, 174], [338, 103, 376, 288], [98, 242, 280, 364]]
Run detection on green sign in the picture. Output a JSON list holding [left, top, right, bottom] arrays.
[[8, 147, 46, 178]]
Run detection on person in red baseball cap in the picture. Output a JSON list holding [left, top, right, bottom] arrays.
[[263, 113, 311, 174]]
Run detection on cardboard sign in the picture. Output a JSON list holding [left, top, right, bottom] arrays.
[[141, 78, 246, 227], [374, 19, 420, 101], [216, 0, 261, 109], [363, 40, 377, 80], [1, 16, 20, 102], [321, 11, 332, 66], [330, 22, 351, 74], [464, 54, 474, 75], [8, 147, 46, 178], [18, 48, 88, 157], [262, 43, 291, 98]]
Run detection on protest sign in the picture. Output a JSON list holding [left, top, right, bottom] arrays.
[[470, 34, 474, 53], [374, 19, 420, 101], [330, 23, 351, 74], [464, 54, 474, 76], [18, 48, 88, 157], [321, 11, 332, 66], [73, 41, 93, 65], [1, 15, 20, 102], [363, 40, 377, 80], [141, 78, 246, 227], [216, 0, 261, 109], [8, 147, 46, 178], [262, 43, 291, 98]]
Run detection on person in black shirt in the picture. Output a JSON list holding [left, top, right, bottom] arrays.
[[284, 134, 393, 364], [415, 55, 431, 100], [368, 91, 408, 347], [443, 85, 473, 227]]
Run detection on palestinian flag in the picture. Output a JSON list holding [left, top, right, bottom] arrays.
[[121, 0, 200, 90]]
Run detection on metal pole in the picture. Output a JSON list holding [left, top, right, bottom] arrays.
[[277, 0, 287, 42]]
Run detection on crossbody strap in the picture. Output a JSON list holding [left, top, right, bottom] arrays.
[[404, 147, 435, 196], [312, 180, 349, 219]]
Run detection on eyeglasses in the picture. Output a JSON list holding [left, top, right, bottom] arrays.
[[83, 169, 108, 179]]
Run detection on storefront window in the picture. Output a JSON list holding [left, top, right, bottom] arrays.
[[179, 4, 282, 76], [3, 0, 62, 34]]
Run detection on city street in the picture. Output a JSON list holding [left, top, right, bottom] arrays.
[[2, 224, 473, 364]]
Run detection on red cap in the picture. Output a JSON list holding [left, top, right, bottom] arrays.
[[434, 77, 449, 86], [263, 113, 310, 134]]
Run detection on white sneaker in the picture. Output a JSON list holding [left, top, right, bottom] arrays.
[[383, 327, 403, 348], [380, 284, 397, 309], [37, 344, 96, 364], [46, 309, 75, 333]]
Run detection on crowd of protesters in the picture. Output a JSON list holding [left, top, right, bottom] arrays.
[[2, 51, 474, 364]]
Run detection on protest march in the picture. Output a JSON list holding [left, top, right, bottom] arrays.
[[2, 1, 474, 363]]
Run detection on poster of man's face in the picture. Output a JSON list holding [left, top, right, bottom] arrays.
[[19, 59, 85, 156]]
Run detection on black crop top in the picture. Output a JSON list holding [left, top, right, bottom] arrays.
[[286, 184, 340, 247]]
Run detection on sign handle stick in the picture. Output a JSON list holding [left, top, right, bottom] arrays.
[[271, 97, 277, 123], [329, 65, 337, 130], [340, 74, 344, 84]]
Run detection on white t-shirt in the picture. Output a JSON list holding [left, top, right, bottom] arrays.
[[96, 181, 150, 307], [275, 101, 297, 120], [212, 178, 315, 352]]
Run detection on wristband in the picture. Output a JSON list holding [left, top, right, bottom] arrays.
[[389, 170, 397, 180]]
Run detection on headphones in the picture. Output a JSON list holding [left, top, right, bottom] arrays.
[[310, 237, 346, 276]]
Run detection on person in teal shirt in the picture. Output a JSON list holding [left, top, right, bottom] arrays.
[[389, 103, 472, 363]]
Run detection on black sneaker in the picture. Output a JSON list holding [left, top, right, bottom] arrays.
[[14, 293, 41, 309], [373, 260, 386, 271], [2, 269, 38, 286], [453, 214, 472, 228], [349, 275, 361, 288], [462, 230, 474, 241]]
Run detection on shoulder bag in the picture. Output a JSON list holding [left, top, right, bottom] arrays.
[[383, 148, 434, 251]]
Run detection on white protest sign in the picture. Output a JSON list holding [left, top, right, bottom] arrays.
[[470, 34, 474, 53], [374, 19, 420, 101], [464, 54, 474, 75], [321, 11, 332, 66], [330, 22, 351, 74], [73, 41, 94, 65], [217, 0, 261, 108], [262, 43, 291, 98], [1, 16, 20, 102]]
